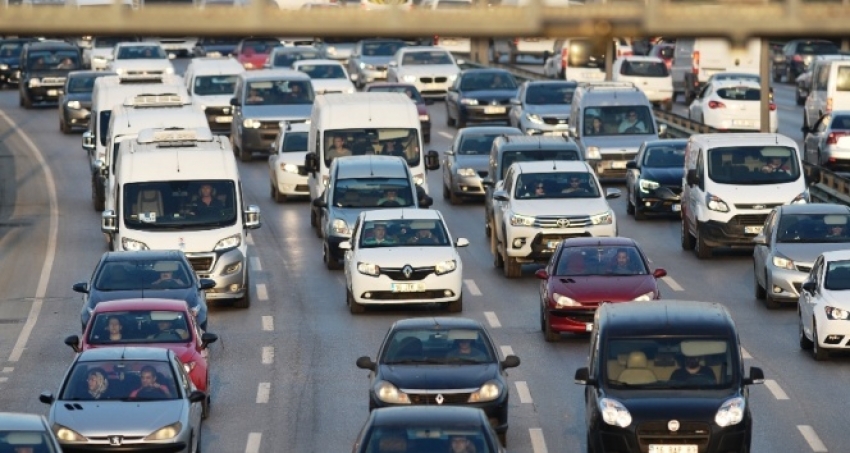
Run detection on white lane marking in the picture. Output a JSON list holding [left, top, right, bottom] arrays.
[[741, 347, 752, 360], [529, 428, 548, 453], [250, 256, 262, 271], [500, 345, 514, 360], [484, 311, 501, 328], [764, 379, 790, 400], [262, 346, 274, 365], [464, 279, 482, 296], [1, 367, 12, 373], [262, 316, 274, 331], [245, 432, 262, 453], [797, 425, 828, 452], [246, 234, 254, 245], [438, 131, 452, 139], [256, 284, 269, 301], [515, 381, 533, 404], [0, 110, 59, 363], [662, 276, 684, 292], [0, 377, 7, 383], [256, 382, 271, 404]]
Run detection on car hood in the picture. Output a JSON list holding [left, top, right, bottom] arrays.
[[581, 135, 649, 153], [510, 197, 611, 217], [454, 155, 489, 172], [773, 242, 850, 264], [355, 246, 457, 267], [461, 89, 518, 100], [89, 288, 195, 305], [241, 104, 312, 120], [524, 104, 571, 117], [398, 65, 459, 76], [310, 79, 354, 93], [193, 94, 234, 109], [111, 59, 174, 72], [52, 400, 185, 436], [640, 166, 684, 186], [378, 363, 498, 390], [609, 390, 739, 420], [549, 275, 657, 303]]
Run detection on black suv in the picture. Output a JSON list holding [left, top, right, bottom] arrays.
[[19, 40, 82, 109], [0, 38, 38, 88], [772, 39, 839, 83]]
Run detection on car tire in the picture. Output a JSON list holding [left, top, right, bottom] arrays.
[[753, 264, 766, 300], [324, 241, 342, 270], [239, 146, 252, 162], [484, 216, 491, 238], [799, 311, 813, 350], [796, 89, 805, 106], [695, 224, 713, 259], [315, 213, 324, 238], [442, 181, 450, 199], [772, 69, 781, 83], [348, 288, 365, 314], [310, 206, 318, 227], [234, 288, 250, 309], [680, 217, 696, 250], [634, 202, 647, 221], [457, 115, 467, 129], [509, 50, 518, 64], [447, 294, 462, 313], [448, 185, 462, 205], [503, 245, 521, 278], [542, 309, 559, 342], [272, 183, 286, 203], [202, 389, 211, 419], [812, 321, 829, 361], [498, 431, 507, 447], [22, 94, 32, 109], [424, 133, 430, 144], [764, 272, 781, 309], [446, 105, 456, 127], [491, 228, 503, 268], [626, 191, 635, 215], [60, 120, 70, 134], [93, 176, 105, 212]]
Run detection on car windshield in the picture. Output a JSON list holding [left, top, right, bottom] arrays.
[[193, 75, 237, 96], [94, 37, 136, 48], [87, 310, 193, 345], [363, 427, 495, 453], [281, 131, 308, 152], [555, 245, 648, 276], [367, 85, 424, 103], [361, 40, 406, 57], [604, 337, 735, 389], [525, 83, 574, 105], [382, 328, 495, 364], [297, 63, 346, 79], [515, 171, 600, 199], [359, 219, 450, 248], [830, 115, 850, 129], [798, 41, 839, 55], [240, 39, 280, 54], [825, 260, 850, 290], [401, 50, 453, 66], [122, 180, 237, 230], [500, 149, 580, 179], [459, 72, 517, 91], [642, 143, 686, 167], [620, 60, 668, 77], [457, 133, 502, 156], [273, 49, 319, 68], [94, 259, 193, 291], [776, 213, 850, 243], [244, 80, 314, 105], [60, 360, 180, 401], [715, 86, 760, 101], [67, 74, 99, 93], [0, 431, 59, 453], [583, 105, 655, 136], [332, 178, 415, 208], [0, 42, 24, 58], [323, 128, 420, 166], [116, 45, 166, 60], [707, 146, 800, 185], [26, 50, 80, 70]]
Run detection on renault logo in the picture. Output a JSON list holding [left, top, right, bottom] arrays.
[[667, 420, 680, 432], [435, 394, 444, 405], [556, 218, 571, 227], [402, 265, 413, 278], [109, 436, 123, 446]]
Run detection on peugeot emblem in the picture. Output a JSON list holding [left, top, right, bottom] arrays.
[[753, 204, 765, 210], [109, 436, 123, 446], [435, 394, 444, 405], [402, 265, 413, 279], [556, 218, 571, 227], [667, 420, 680, 432]]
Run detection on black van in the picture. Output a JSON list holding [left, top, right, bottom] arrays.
[[18, 40, 82, 109], [575, 300, 764, 453]]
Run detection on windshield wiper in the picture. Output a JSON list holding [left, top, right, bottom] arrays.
[[385, 358, 444, 365], [445, 357, 487, 364]]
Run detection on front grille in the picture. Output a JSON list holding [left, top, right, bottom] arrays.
[[364, 290, 451, 300], [419, 76, 448, 84], [294, 184, 309, 192], [477, 170, 489, 178], [796, 264, 812, 273], [407, 393, 471, 404], [476, 99, 510, 106], [380, 266, 435, 281], [205, 106, 230, 116], [534, 215, 592, 229], [793, 282, 803, 292], [530, 233, 592, 254], [41, 77, 65, 85], [259, 121, 280, 130], [186, 254, 215, 273], [376, 65, 388, 70], [730, 214, 768, 226], [542, 117, 569, 125], [734, 203, 782, 210], [126, 70, 164, 76], [553, 309, 597, 323], [637, 421, 711, 450]]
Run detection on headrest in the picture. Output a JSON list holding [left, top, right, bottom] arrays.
[[140, 190, 159, 201], [626, 351, 648, 368], [6, 432, 44, 445], [154, 261, 179, 272]]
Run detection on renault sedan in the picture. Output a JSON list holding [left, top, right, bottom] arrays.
[[799, 250, 850, 360]]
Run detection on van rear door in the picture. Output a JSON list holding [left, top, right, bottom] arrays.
[[695, 38, 760, 82]]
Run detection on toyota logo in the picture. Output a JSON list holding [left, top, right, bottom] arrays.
[[402, 265, 413, 278], [556, 218, 571, 227], [435, 394, 444, 405], [667, 420, 680, 432]]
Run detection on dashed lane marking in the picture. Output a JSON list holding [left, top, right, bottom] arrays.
[[484, 312, 501, 328], [256, 284, 268, 301], [262, 346, 274, 365], [500, 345, 514, 360], [245, 432, 262, 453], [515, 381, 533, 404], [741, 347, 752, 360], [464, 279, 482, 296], [0, 377, 7, 383], [256, 382, 271, 404], [797, 425, 828, 452], [662, 276, 684, 291], [262, 316, 274, 331], [438, 131, 453, 139], [2, 367, 12, 373], [529, 428, 548, 453], [250, 257, 262, 272], [764, 379, 790, 400], [246, 235, 254, 246]]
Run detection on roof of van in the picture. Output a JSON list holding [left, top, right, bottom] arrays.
[[313, 92, 418, 128], [689, 133, 798, 147], [109, 104, 208, 137], [186, 57, 246, 75], [511, 160, 590, 174], [598, 300, 736, 337], [574, 83, 648, 105], [93, 79, 187, 112], [25, 40, 78, 51], [118, 137, 236, 182], [493, 135, 577, 150], [334, 155, 410, 179], [238, 69, 310, 82]]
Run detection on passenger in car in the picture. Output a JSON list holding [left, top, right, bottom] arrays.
[[670, 356, 716, 384]]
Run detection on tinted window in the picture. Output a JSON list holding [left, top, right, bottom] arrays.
[[706, 146, 800, 185], [583, 106, 655, 136], [642, 143, 686, 167], [525, 83, 574, 105], [332, 177, 415, 208], [798, 41, 839, 55], [94, 259, 193, 291], [776, 213, 850, 243], [555, 245, 648, 276], [116, 45, 166, 60], [281, 132, 308, 152], [359, 218, 450, 247], [367, 85, 424, 103], [382, 328, 495, 364], [244, 80, 314, 106], [0, 42, 24, 58], [297, 63, 346, 79], [457, 133, 502, 155], [98, 110, 111, 146], [363, 427, 495, 453], [27, 50, 80, 70], [401, 50, 453, 66], [825, 260, 850, 290], [361, 40, 406, 56], [61, 360, 179, 400], [193, 75, 237, 96], [272, 49, 319, 68], [836, 66, 850, 92], [87, 310, 193, 345], [605, 338, 735, 389], [323, 128, 420, 167], [460, 72, 517, 91], [500, 149, 580, 179], [514, 171, 600, 199], [68, 74, 98, 93], [620, 60, 668, 77], [715, 86, 760, 101], [831, 115, 850, 129], [122, 180, 237, 230]]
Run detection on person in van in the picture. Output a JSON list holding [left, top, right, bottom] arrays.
[[381, 139, 405, 158], [826, 223, 847, 239], [377, 189, 406, 207], [670, 355, 716, 384], [326, 136, 352, 160], [761, 156, 790, 174], [186, 183, 224, 217], [246, 89, 265, 105], [618, 109, 647, 133], [586, 116, 604, 135]]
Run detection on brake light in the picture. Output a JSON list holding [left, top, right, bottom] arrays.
[[827, 97, 833, 113], [708, 100, 725, 109], [561, 46, 569, 70], [769, 102, 777, 111], [513, 38, 519, 46], [692, 50, 700, 75], [433, 35, 439, 45], [827, 131, 849, 144], [792, 55, 803, 62]]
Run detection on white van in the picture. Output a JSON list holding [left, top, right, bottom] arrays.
[[681, 133, 809, 259], [303, 92, 440, 225], [83, 73, 186, 211], [103, 128, 261, 307], [804, 56, 850, 130], [183, 57, 245, 134], [671, 38, 761, 104]]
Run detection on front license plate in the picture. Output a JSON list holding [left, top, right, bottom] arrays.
[[672, 203, 681, 212], [744, 225, 763, 235], [215, 116, 233, 123], [484, 106, 506, 114], [391, 283, 425, 293], [585, 323, 593, 332], [47, 89, 58, 96], [649, 445, 698, 453], [611, 161, 627, 169]]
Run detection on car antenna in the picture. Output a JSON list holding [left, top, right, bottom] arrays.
[[370, 156, 374, 176], [552, 160, 556, 170]]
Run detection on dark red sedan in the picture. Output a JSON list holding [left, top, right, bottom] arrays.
[[64, 298, 218, 417], [535, 237, 667, 342], [364, 82, 432, 143], [236, 37, 282, 70]]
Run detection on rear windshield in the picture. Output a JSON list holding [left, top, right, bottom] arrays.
[[68, 74, 99, 93], [836, 67, 850, 92], [500, 149, 580, 179], [565, 39, 603, 69], [831, 115, 850, 129], [798, 41, 839, 55], [620, 60, 668, 77], [297, 63, 346, 79], [715, 86, 760, 101]]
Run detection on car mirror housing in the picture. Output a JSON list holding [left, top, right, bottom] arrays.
[[744, 366, 765, 385], [801, 280, 816, 293], [481, 178, 494, 187], [493, 190, 509, 202], [72, 281, 89, 294], [574, 367, 597, 386], [425, 150, 440, 171], [605, 188, 622, 199], [188, 390, 206, 403], [64, 335, 81, 353], [199, 278, 216, 290], [201, 333, 219, 347], [752, 235, 767, 245], [625, 160, 638, 170], [455, 238, 469, 248], [686, 169, 699, 186], [652, 268, 667, 278], [312, 197, 327, 208], [356, 356, 376, 371], [534, 269, 549, 280], [501, 355, 520, 369], [39, 392, 54, 405]]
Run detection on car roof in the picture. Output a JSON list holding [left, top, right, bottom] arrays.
[[187, 57, 245, 73], [68, 70, 114, 78], [778, 203, 850, 215], [690, 133, 798, 147], [272, 46, 319, 54], [620, 56, 664, 63], [562, 237, 638, 247], [92, 299, 191, 313], [599, 300, 736, 337], [0, 412, 49, 431], [102, 250, 187, 262], [524, 80, 579, 87], [335, 155, 409, 179], [494, 135, 576, 150], [391, 317, 484, 330], [293, 59, 343, 66], [371, 406, 486, 426], [711, 79, 760, 88], [26, 40, 77, 50], [362, 208, 442, 222], [513, 160, 590, 173], [820, 249, 850, 261], [117, 41, 162, 48], [401, 46, 449, 54], [239, 68, 310, 81], [460, 68, 514, 76], [78, 346, 172, 362], [458, 126, 522, 137], [642, 139, 688, 147]]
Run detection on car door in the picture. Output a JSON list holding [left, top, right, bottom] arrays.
[[626, 143, 644, 205], [753, 209, 778, 286], [800, 256, 823, 335], [805, 114, 829, 163], [443, 133, 459, 189], [493, 167, 515, 242], [509, 83, 524, 128], [344, 217, 361, 288]]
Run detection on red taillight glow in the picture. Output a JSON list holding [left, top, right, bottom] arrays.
[[692, 50, 700, 74], [792, 55, 803, 62], [513, 38, 519, 46], [433, 35, 439, 45], [769, 102, 777, 111], [827, 131, 849, 144], [561, 47, 569, 70], [708, 100, 725, 109]]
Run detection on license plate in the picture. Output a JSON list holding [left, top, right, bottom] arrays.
[[585, 323, 593, 332], [611, 161, 627, 169], [484, 106, 506, 114], [47, 89, 58, 96], [744, 226, 763, 234], [391, 283, 425, 293], [732, 119, 752, 126], [672, 203, 681, 212], [215, 116, 233, 123], [547, 241, 560, 249], [649, 445, 698, 453]]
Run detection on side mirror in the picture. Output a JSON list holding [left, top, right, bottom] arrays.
[[201, 333, 218, 347], [625, 160, 637, 170], [243, 205, 261, 229], [481, 178, 494, 187], [652, 268, 667, 278], [509, 98, 521, 105], [199, 278, 216, 290], [801, 125, 810, 134], [425, 150, 440, 171], [686, 168, 698, 186], [500, 355, 520, 369], [419, 195, 434, 208], [441, 149, 453, 156], [101, 210, 117, 234], [605, 188, 622, 199], [801, 280, 816, 293], [72, 281, 89, 294], [312, 197, 327, 208], [229, 97, 238, 106], [493, 190, 509, 202], [658, 123, 668, 136], [82, 130, 95, 151], [752, 234, 767, 245], [534, 269, 549, 280], [388, 61, 397, 68], [339, 241, 351, 251], [188, 390, 206, 403], [744, 366, 765, 385], [64, 335, 81, 353], [455, 238, 469, 248], [356, 356, 376, 371], [304, 152, 319, 173], [574, 367, 597, 386], [39, 392, 54, 405]]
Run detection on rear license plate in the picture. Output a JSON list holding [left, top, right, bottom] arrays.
[[484, 106, 506, 114], [649, 446, 698, 453], [744, 226, 763, 234], [732, 119, 753, 126], [672, 203, 681, 212], [215, 116, 233, 123], [392, 283, 425, 293], [611, 161, 627, 169]]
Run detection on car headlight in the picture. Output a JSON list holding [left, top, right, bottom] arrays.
[[791, 190, 809, 204], [114, 67, 124, 75], [359, 62, 374, 70], [435, 259, 457, 275], [468, 380, 502, 403], [243, 118, 261, 129], [331, 218, 350, 235], [633, 291, 655, 301], [639, 178, 660, 193], [165, 67, 175, 74], [449, 73, 458, 81], [145, 422, 182, 441], [66, 100, 81, 109], [585, 146, 601, 160], [825, 306, 850, 320], [28, 78, 41, 87], [457, 168, 477, 177], [357, 261, 380, 277], [715, 397, 745, 427], [590, 210, 613, 225], [326, 46, 337, 55], [183, 361, 196, 374], [281, 163, 299, 173], [198, 104, 207, 111], [706, 193, 730, 212], [0, 64, 8, 70], [771, 254, 795, 270], [510, 214, 535, 226], [374, 380, 410, 404], [243, 62, 254, 69], [121, 237, 149, 251], [526, 113, 543, 124], [214, 233, 242, 251], [552, 292, 579, 307], [418, 114, 430, 122], [460, 98, 479, 106], [53, 424, 88, 442], [402, 74, 417, 83], [599, 398, 632, 428], [413, 173, 425, 186]]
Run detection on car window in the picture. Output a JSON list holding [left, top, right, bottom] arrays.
[[0, 42, 24, 58], [706, 145, 800, 185], [240, 39, 280, 54], [60, 360, 179, 401], [525, 83, 574, 105], [361, 40, 406, 57], [94, 37, 137, 48], [366, 85, 424, 103], [116, 45, 166, 60], [0, 431, 60, 453], [381, 328, 495, 364], [193, 75, 237, 96], [459, 72, 517, 91], [280, 132, 308, 152], [500, 150, 580, 179], [458, 134, 502, 155], [642, 144, 686, 167], [830, 115, 850, 129], [620, 60, 668, 77], [322, 128, 419, 166], [363, 427, 495, 453], [715, 86, 760, 101], [825, 260, 850, 290], [798, 41, 839, 55], [836, 66, 850, 92], [514, 171, 600, 199], [776, 213, 850, 243], [582, 105, 655, 136], [359, 218, 450, 248], [26, 50, 80, 70], [273, 49, 319, 68], [244, 79, 314, 106], [401, 50, 453, 66], [296, 63, 346, 79], [332, 177, 415, 209], [87, 310, 193, 345], [555, 245, 648, 276], [122, 180, 238, 230], [94, 259, 194, 291], [68, 75, 98, 93]]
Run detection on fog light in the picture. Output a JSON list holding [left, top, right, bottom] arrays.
[[229, 284, 240, 292], [825, 335, 844, 344], [461, 186, 468, 192], [512, 238, 525, 248], [444, 290, 452, 296], [364, 292, 371, 299], [773, 286, 782, 294]]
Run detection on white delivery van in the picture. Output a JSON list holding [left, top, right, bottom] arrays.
[[84, 73, 185, 211], [103, 128, 261, 307], [303, 92, 440, 227], [804, 57, 850, 130], [183, 57, 245, 135], [671, 38, 761, 104], [681, 133, 809, 259]]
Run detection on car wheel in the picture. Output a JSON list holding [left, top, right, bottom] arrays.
[[484, 216, 491, 238], [503, 244, 521, 278], [633, 196, 646, 220], [491, 228, 503, 268], [497, 431, 507, 447], [310, 206, 318, 227], [786, 67, 794, 84], [753, 264, 766, 300], [543, 310, 559, 342], [448, 185, 462, 205], [799, 311, 813, 350], [812, 321, 829, 361], [509, 51, 518, 64], [764, 272, 781, 309], [680, 217, 696, 250], [424, 133, 430, 144], [233, 288, 250, 309], [239, 146, 252, 162], [60, 120, 70, 134], [315, 213, 324, 238], [695, 224, 713, 259], [93, 176, 105, 212], [772, 69, 781, 83], [348, 288, 365, 314], [202, 389, 211, 419], [447, 294, 462, 313], [796, 89, 805, 106], [22, 94, 32, 109], [442, 181, 450, 199], [626, 190, 635, 215], [446, 105, 456, 127], [324, 242, 342, 270], [457, 114, 467, 129], [272, 184, 286, 203]]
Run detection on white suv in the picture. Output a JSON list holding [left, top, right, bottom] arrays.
[[491, 160, 620, 278], [341, 209, 468, 314]]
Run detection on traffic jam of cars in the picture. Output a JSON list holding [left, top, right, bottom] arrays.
[[2, 26, 850, 453]]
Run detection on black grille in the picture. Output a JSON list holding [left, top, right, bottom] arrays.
[[380, 266, 435, 281], [552, 309, 597, 323], [205, 106, 229, 116], [61, 444, 186, 453], [294, 184, 309, 192], [476, 99, 511, 106], [297, 165, 309, 176], [260, 121, 280, 130], [363, 290, 451, 300], [542, 117, 569, 125], [662, 186, 682, 196], [376, 65, 388, 70], [419, 76, 448, 83], [796, 264, 812, 273], [530, 233, 592, 255], [793, 282, 803, 292], [734, 203, 782, 210], [188, 256, 214, 272], [477, 170, 489, 178], [637, 421, 711, 449], [731, 214, 768, 226], [408, 393, 471, 404]]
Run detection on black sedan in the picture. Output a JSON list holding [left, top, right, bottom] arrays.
[[351, 406, 505, 453], [625, 139, 687, 220], [59, 70, 114, 134], [192, 37, 241, 58], [356, 317, 520, 445], [72, 250, 215, 332], [446, 69, 519, 129]]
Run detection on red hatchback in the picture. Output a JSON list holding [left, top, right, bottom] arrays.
[[236, 37, 283, 70], [65, 298, 218, 417], [535, 237, 667, 342]]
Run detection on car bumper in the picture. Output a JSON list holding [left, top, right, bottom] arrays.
[[63, 106, 92, 128], [450, 174, 486, 197], [203, 106, 233, 134], [370, 393, 509, 432], [240, 128, 278, 154], [351, 270, 463, 305], [188, 247, 248, 301], [546, 307, 597, 333], [642, 89, 674, 103], [325, 234, 350, 261], [59, 441, 188, 453], [519, 117, 570, 135], [634, 187, 682, 214], [822, 144, 850, 166], [590, 419, 749, 453], [766, 265, 808, 301], [354, 67, 388, 83], [699, 219, 765, 248], [24, 85, 64, 103], [459, 105, 510, 123], [274, 170, 310, 197], [0, 68, 20, 84], [815, 316, 850, 349], [505, 225, 617, 262]]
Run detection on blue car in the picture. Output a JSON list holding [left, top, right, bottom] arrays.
[[446, 69, 519, 129]]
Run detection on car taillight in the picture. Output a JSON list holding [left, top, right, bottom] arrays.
[[561, 47, 569, 70], [513, 38, 519, 46], [708, 100, 725, 109], [792, 55, 803, 62], [769, 102, 777, 111], [433, 35, 439, 45], [692, 50, 700, 75], [827, 131, 849, 144]]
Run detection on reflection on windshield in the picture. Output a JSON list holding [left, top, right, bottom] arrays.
[[707, 146, 800, 185], [383, 328, 494, 364], [642, 144, 685, 167], [193, 75, 237, 96], [68, 75, 99, 93], [94, 259, 193, 291], [88, 310, 192, 345], [515, 171, 600, 199], [555, 246, 648, 276], [323, 128, 420, 167], [500, 149, 580, 179], [245, 80, 314, 106], [122, 180, 237, 230], [401, 51, 453, 66], [364, 427, 494, 453], [605, 338, 734, 389], [61, 360, 180, 401], [777, 214, 850, 243], [27, 50, 80, 71], [525, 84, 574, 105], [116, 45, 167, 60], [458, 134, 501, 155], [332, 178, 414, 209], [298, 64, 346, 79], [583, 106, 655, 136], [359, 219, 450, 248], [826, 261, 850, 290], [281, 132, 308, 152], [362, 41, 406, 57], [273, 50, 318, 68]]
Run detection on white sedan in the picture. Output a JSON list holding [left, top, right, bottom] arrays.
[[268, 122, 310, 203], [107, 41, 175, 78], [799, 250, 850, 360], [341, 209, 468, 314], [387, 46, 460, 99], [688, 80, 777, 132], [292, 59, 355, 94]]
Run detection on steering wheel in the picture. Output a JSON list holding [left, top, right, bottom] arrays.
[[135, 386, 168, 399], [153, 330, 182, 341], [625, 126, 640, 134], [379, 200, 402, 207]]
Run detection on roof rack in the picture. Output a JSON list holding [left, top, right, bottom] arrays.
[[583, 81, 638, 91], [136, 128, 214, 146], [123, 93, 190, 108], [117, 72, 165, 83]]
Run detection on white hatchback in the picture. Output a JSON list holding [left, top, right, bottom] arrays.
[[799, 250, 850, 360], [268, 122, 310, 202], [341, 209, 468, 314], [688, 80, 777, 132], [293, 59, 356, 94], [108, 42, 175, 78], [612, 56, 673, 110]]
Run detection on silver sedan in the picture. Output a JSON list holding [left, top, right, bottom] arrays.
[[441, 126, 521, 204], [803, 111, 850, 170], [508, 80, 576, 136]]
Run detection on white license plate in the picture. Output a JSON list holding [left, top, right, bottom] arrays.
[[611, 161, 627, 169], [744, 226, 763, 234], [215, 116, 233, 123], [547, 241, 560, 249], [649, 445, 698, 453], [672, 203, 681, 212], [391, 283, 425, 293], [585, 323, 593, 332], [732, 119, 753, 126], [484, 106, 506, 114], [47, 89, 58, 96]]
